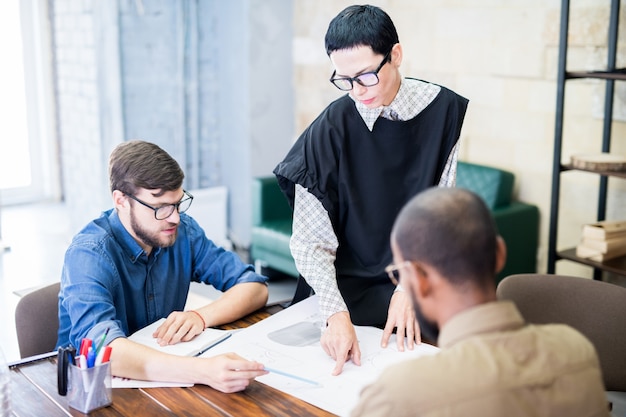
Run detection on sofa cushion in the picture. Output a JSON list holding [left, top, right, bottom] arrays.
[[456, 161, 514, 209], [252, 177, 293, 225], [251, 219, 292, 255]]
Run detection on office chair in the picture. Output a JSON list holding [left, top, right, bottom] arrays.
[[14, 282, 60, 358], [496, 274, 626, 414]]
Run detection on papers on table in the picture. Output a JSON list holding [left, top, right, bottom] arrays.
[[112, 376, 193, 389], [111, 317, 231, 388], [127, 317, 232, 357], [207, 295, 440, 417]]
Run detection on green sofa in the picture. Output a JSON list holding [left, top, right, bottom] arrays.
[[456, 161, 539, 282], [251, 176, 299, 277], [251, 161, 539, 284]]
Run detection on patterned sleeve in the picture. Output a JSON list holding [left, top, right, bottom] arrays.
[[438, 141, 460, 187], [290, 184, 348, 320]]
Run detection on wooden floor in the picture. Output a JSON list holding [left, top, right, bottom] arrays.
[[0, 201, 72, 362]]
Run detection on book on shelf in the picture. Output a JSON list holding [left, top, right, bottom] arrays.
[[582, 220, 626, 240], [576, 241, 626, 262], [579, 235, 626, 253], [128, 318, 232, 357], [570, 153, 626, 171]]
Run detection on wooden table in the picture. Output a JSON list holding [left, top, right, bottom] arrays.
[[9, 306, 337, 416]]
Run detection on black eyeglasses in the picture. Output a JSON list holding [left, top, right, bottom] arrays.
[[126, 190, 194, 220], [384, 261, 413, 286], [329, 49, 392, 91]]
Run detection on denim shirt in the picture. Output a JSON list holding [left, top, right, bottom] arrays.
[[56, 209, 267, 350]]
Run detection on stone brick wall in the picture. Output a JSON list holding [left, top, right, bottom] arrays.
[[49, 0, 294, 246], [292, 0, 626, 276], [51, 0, 110, 232]]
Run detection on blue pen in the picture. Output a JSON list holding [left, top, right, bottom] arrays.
[[86, 347, 96, 368], [263, 367, 321, 387], [194, 332, 232, 357]]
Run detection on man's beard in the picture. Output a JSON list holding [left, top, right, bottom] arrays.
[[409, 293, 440, 344], [130, 209, 178, 249]]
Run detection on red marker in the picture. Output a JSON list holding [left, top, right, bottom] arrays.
[[79, 338, 92, 357], [96, 345, 112, 366]]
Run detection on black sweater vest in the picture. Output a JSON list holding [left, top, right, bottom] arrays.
[[275, 83, 468, 278]]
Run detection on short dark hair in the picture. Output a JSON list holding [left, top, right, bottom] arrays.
[[392, 187, 499, 288], [325, 4, 399, 56], [109, 140, 184, 196]]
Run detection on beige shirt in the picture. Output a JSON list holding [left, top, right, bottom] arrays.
[[351, 301, 610, 417]]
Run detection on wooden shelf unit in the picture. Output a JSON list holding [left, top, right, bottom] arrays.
[[547, 0, 626, 279]]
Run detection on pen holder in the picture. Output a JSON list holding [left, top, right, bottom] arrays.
[[67, 362, 112, 413]]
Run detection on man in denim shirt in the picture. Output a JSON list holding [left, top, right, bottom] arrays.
[[57, 140, 269, 393]]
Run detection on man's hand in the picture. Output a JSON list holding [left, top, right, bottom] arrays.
[[381, 291, 421, 351], [110, 337, 266, 392], [202, 352, 268, 393], [153, 310, 204, 346], [320, 311, 361, 375]]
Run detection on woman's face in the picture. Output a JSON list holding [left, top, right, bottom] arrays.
[[329, 44, 403, 108]]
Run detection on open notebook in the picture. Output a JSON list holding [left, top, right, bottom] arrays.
[[112, 318, 232, 388], [128, 317, 232, 357]]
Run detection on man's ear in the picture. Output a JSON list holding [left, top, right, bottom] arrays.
[[495, 236, 507, 274], [112, 190, 127, 211], [412, 261, 432, 299]]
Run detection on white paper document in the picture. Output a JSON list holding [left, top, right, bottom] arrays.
[[112, 376, 193, 389], [207, 295, 440, 416], [111, 318, 232, 388], [128, 317, 232, 357]]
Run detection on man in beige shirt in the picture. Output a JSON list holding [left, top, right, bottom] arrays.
[[351, 187, 609, 417]]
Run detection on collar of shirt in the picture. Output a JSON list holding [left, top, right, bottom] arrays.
[[351, 78, 442, 131], [437, 301, 525, 349]]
